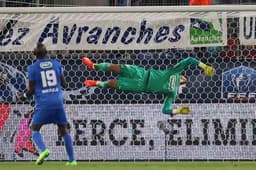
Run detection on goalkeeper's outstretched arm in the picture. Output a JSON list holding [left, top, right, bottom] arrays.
[[162, 93, 175, 115], [172, 57, 215, 77], [162, 94, 190, 116]]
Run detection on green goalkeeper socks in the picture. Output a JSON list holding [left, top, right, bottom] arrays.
[[94, 63, 111, 72], [93, 63, 117, 88], [97, 81, 108, 88]]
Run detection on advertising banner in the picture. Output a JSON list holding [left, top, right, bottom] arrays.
[[0, 12, 227, 51], [0, 103, 255, 161], [239, 14, 256, 45]]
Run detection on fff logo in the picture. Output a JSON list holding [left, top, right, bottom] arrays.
[[222, 66, 256, 99]]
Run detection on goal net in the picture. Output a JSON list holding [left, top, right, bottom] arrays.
[[0, 6, 256, 161]]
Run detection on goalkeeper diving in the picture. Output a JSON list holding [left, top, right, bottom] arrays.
[[82, 56, 215, 116]]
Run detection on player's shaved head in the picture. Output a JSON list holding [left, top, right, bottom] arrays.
[[33, 43, 47, 59]]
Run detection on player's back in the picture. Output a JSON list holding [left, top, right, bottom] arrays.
[[28, 58, 64, 110]]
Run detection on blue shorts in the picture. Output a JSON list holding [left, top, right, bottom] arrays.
[[31, 107, 68, 125]]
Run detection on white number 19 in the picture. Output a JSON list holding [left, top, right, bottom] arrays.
[[40, 70, 57, 87]]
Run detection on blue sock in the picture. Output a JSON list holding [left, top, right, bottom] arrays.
[[32, 131, 46, 152], [63, 134, 75, 162]]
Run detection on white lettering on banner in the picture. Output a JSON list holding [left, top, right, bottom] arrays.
[[190, 35, 222, 43], [227, 93, 256, 98], [2, 103, 256, 161], [0, 12, 226, 51], [239, 15, 256, 45]]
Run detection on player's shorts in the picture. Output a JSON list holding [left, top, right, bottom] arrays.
[[31, 107, 68, 125], [117, 64, 149, 92]]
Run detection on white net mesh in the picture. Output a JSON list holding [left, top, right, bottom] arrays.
[[0, 7, 256, 161]]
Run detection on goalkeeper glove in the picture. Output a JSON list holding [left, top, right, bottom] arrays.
[[174, 106, 190, 115], [200, 63, 215, 77]]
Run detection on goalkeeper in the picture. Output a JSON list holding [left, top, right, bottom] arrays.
[[82, 56, 215, 116]]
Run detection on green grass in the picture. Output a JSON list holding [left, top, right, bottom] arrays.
[[0, 161, 256, 170]]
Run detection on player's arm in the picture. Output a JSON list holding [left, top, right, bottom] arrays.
[[61, 75, 67, 88], [59, 64, 67, 88], [162, 93, 175, 115], [162, 91, 190, 116], [20, 80, 34, 101], [26, 80, 35, 97], [20, 66, 34, 101], [172, 57, 199, 73], [173, 57, 215, 77]]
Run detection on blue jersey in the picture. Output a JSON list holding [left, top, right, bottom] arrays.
[[28, 58, 64, 110]]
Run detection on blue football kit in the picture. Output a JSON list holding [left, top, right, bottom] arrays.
[[28, 58, 67, 125]]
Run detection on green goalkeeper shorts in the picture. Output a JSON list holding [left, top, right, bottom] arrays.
[[117, 64, 149, 92]]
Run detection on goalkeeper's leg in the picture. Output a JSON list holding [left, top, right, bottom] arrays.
[[84, 78, 146, 93], [84, 79, 117, 88], [82, 57, 121, 73]]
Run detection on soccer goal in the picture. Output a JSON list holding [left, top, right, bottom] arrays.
[[0, 5, 256, 161]]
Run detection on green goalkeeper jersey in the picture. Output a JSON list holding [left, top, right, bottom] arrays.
[[113, 57, 200, 115], [146, 57, 199, 94], [93, 56, 205, 115], [146, 57, 199, 115]]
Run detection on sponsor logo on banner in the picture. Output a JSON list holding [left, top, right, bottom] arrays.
[[239, 16, 256, 45], [0, 13, 226, 51], [222, 66, 256, 99], [190, 17, 224, 45]]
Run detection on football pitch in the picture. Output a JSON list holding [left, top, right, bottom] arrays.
[[0, 161, 256, 170]]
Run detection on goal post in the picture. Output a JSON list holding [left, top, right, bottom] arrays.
[[0, 5, 256, 161]]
